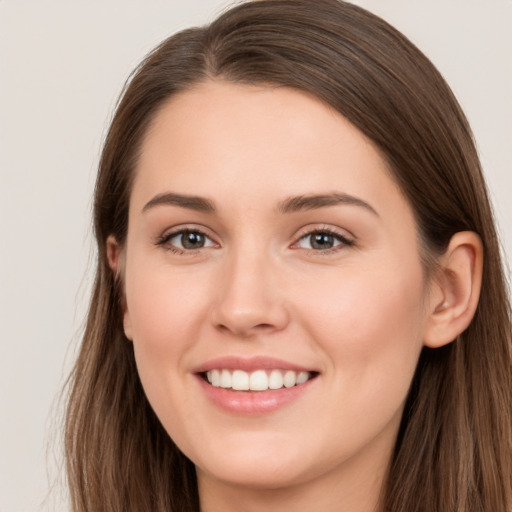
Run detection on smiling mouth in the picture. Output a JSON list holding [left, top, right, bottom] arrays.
[[201, 369, 318, 392]]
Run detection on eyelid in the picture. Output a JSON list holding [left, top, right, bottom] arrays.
[[154, 223, 354, 255], [291, 225, 355, 252], [155, 224, 219, 253]]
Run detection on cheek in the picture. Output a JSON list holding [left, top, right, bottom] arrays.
[[298, 260, 424, 333], [122, 255, 214, 392], [125, 256, 209, 340], [122, 258, 215, 444], [292, 260, 426, 404]]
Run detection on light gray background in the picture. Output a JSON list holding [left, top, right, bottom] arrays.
[[1, 1, 510, 511]]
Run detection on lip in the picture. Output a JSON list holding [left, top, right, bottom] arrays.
[[196, 375, 317, 415], [192, 355, 316, 374], [193, 356, 319, 415]]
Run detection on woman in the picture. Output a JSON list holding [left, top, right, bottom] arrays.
[[64, 1, 512, 510]]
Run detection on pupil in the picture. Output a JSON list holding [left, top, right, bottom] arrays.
[[182, 232, 204, 249], [311, 233, 334, 250]]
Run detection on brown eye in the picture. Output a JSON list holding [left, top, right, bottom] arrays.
[[310, 233, 336, 250], [180, 231, 206, 249], [160, 229, 216, 252], [295, 230, 354, 252]]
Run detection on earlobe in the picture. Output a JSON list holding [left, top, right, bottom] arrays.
[[423, 231, 483, 348], [106, 235, 133, 341]]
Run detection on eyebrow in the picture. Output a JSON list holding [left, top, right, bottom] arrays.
[[277, 193, 378, 216], [142, 192, 216, 213], [142, 191, 378, 216]]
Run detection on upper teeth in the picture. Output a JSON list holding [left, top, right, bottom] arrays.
[[206, 369, 311, 391]]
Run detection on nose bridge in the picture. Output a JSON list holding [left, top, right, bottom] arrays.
[[211, 237, 288, 336]]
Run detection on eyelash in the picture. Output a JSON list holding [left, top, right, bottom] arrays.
[[294, 227, 355, 255], [155, 226, 355, 255], [156, 227, 213, 255]]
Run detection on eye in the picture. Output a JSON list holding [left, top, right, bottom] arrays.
[[157, 229, 217, 253], [295, 229, 354, 252]]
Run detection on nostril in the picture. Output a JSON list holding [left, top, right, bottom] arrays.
[[254, 323, 276, 330], [215, 321, 279, 337]]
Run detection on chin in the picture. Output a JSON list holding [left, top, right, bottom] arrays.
[[196, 457, 309, 490], [187, 432, 328, 491]]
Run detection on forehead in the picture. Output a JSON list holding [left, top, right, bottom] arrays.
[[132, 80, 408, 220]]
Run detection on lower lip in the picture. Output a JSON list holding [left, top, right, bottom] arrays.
[[196, 375, 316, 415]]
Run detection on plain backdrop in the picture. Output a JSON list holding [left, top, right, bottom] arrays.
[[0, 1, 510, 511]]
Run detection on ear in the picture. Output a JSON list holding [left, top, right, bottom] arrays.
[[106, 235, 123, 277], [106, 235, 133, 341], [423, 231, 483, 348]]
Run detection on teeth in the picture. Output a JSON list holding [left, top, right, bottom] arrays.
[[283, 370, 296, 388], [205, 369, 313, 391], [210, 369, 221, 387], [232, 370, 249, 391], [268, 369, 284, 389], [220, 369, 231, 388], [297, 371, 309, 385], [249, 370, 268, 391]]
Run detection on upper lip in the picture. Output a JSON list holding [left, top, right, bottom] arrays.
[[193, 356, 316, 374]]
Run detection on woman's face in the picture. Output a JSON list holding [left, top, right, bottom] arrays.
[[119, 81, 432, 497]]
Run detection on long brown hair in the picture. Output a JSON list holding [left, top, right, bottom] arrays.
[[65, 1, 512, 510]]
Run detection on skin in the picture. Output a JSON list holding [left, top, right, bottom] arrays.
[[108, 81, 483, 512]]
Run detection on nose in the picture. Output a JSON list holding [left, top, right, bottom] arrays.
[[210, 249, 290, 338]]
